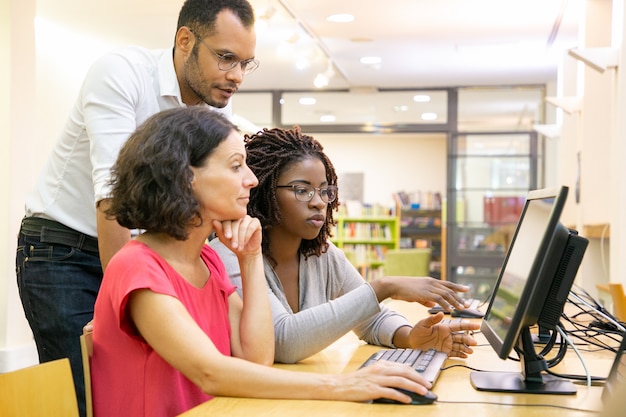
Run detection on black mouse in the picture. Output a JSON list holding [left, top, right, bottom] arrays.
[[451, 308, 484, 318], [374, 388, 438, 405]]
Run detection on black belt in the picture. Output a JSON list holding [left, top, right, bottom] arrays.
[[20, 217, 99, 254]]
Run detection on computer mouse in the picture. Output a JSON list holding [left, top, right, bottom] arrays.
[[451, 308, 484, 318], [373, 388, 438, 405], [427, 305, 449, 314]]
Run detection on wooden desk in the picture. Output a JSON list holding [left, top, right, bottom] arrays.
[[179, 301, 613, 417]]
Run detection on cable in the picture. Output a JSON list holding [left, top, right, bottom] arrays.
[[557, 325, 591, 387], [569, 290, 625, 333], [558, 288, 625, 355], [435, 399, 601, 413]]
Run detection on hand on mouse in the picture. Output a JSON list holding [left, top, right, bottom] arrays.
[[331, 361, 432, 403]]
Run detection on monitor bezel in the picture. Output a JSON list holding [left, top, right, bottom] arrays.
[[480, 186, 569, 360]]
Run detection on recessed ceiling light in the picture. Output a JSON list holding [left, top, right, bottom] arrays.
[[299, 97, 317, 105], [320, 114, 336, 122], [413, 94, 431, 102], [326, 14, 354, 23], [394, 105, 409, 112], [421, 112, 437, 121], [360, 56, 382, 65]]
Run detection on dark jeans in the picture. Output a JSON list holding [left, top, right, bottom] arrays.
[[16, 217, 103, 417]]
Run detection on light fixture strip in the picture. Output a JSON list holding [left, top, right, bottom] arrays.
[[277, 0, 349, 84]]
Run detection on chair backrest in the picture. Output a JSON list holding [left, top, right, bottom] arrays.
[[80, 332, 94, 417], [0, 358, 79, 417], [609, 283, 626, 321], [384, 248, 432, 277]]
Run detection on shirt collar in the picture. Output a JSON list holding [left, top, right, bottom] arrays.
[[158, 48, 184, 105]]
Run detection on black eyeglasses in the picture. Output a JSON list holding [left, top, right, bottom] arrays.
[[190, 30, 260, 75], [276, 184, 338, 203]]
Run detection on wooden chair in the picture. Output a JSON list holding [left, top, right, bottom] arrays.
[[0, 358, 79, 417], [80, 332, 94, 417], [608, 283, 626, 322]]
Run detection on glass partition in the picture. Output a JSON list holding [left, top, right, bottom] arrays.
[[281, 90, 448, 126], [458, 87, 544, 132], [447, 131, 538, 300], [231, 92, 274, 130]]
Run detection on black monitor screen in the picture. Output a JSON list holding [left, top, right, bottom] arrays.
[[471, 186, 588, 395], [485, 191, 559, 354]]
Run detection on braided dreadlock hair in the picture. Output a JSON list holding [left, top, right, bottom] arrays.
[[244, 126, 339, 263]]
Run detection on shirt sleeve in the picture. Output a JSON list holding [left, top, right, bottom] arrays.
[[80, 50, 150, 204], [271, 281, 381, 363], [210, 238, 412, 363], [270, 244, 410, 363]]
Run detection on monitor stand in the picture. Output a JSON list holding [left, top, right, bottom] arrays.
[[531, 324, 561, 345], [470, 371, 576, 394], [470, 327, 576, 395]]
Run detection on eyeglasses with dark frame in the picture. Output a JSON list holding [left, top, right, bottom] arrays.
[[189, 30, 260, 75], [276, 184, 338, 203]]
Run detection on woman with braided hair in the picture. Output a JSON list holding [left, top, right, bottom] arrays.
[[210, 126, 479, 364]]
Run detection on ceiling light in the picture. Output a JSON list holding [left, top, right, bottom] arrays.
[[326, 14, 354, 23], [299, 97, 317, 105], [295, 58, 310, 70], [394, 105, 409, 112], [314, 73, 329, 88], [360, 56, 382, 65], [421, 112, 438, 121], [320, 114, 336, 122], [413, 94, 431, 102], [313, 64, 335, 89]]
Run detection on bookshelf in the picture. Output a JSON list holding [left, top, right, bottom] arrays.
[[398, 207, 444, 279], [331, 212, 399, 281]]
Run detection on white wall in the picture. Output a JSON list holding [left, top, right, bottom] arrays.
[[0, 0, 131, 372], [1, 0, 40, 371], [556, 0, 624, 297], [316, 133, 447, 210]]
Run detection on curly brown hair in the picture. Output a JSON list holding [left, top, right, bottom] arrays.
[[106, 107, 238, 240], [244, 126, 339, 262]]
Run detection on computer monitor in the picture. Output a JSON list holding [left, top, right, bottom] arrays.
[[470, 186, 589, 394]]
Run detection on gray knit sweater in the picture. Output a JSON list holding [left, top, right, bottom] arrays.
[[209, 239, 410, 363]]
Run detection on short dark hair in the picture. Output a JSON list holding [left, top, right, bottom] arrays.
[[106, 107, 238, 240], [244, 127, 339, 261], [177, 0, 255, 38]]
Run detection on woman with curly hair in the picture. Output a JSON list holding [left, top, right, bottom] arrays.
[[91, 108, 438, 416], [210, 126, 479, 364]]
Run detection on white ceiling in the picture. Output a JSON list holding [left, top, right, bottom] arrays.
[[37, 0, 583, 91], [247, 0, 582, 91]]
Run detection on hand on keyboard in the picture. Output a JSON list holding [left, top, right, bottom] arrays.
[[406, 313, 480, 358]]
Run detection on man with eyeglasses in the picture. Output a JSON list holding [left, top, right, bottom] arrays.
[[16, 1, 257, 416]]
